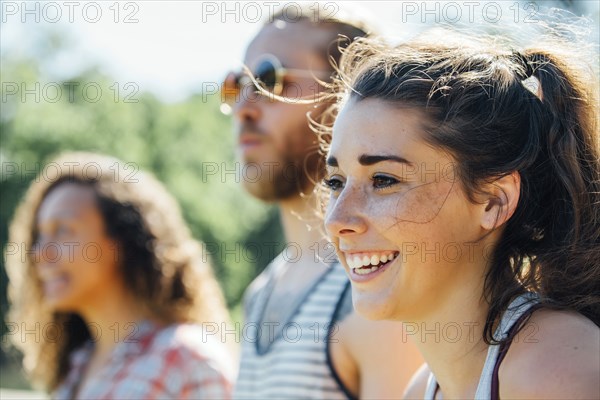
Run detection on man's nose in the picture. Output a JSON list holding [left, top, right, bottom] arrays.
[[233, 84, 262, 124]]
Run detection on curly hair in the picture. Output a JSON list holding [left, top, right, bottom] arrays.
[[5, 152, 230, 391], [318, 26, 600, 340]]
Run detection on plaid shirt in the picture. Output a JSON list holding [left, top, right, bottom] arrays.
[[53, 320, 233, 399]]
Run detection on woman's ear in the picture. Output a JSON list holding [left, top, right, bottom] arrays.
[[480, 171, 521, 231]]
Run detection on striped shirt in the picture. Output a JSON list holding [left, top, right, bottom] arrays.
[[233, 254, 353, 399], [53, 320, 234, 399]]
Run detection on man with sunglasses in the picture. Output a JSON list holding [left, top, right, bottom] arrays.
[[227, 5, 423, 399]]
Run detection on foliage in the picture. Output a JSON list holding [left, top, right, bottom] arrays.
[[0, 53, 284, 381]]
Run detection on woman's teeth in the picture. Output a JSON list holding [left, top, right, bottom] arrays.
[[346, 252, 398, 275]]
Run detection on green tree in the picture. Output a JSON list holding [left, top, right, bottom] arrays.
[[1, 45, 284, 390]]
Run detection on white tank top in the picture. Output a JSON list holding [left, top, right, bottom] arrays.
[[424, 292, 539, 400]]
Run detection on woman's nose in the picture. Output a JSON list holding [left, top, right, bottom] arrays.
[[324, 186, 368, 239]]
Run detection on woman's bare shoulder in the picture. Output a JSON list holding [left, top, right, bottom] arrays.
[[500, 309, 599, 399]]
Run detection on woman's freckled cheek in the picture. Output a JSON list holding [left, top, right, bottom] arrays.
[[364, 196, 397, 225], [373, 185, 447, 225], [403, 185, 446, 223]]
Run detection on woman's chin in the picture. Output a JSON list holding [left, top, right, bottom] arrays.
[[352, 290, 399, 321]]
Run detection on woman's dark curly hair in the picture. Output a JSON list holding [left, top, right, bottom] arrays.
[[6, 152, 229, 391]]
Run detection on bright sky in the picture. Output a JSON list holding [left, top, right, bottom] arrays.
[[1, 1, 598, 102]]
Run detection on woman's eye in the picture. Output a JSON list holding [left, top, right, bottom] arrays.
[[372, 174, 401, 190], [32, 232, 43, 246], [323, 177, 344, 191]]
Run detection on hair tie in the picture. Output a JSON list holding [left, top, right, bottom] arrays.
[[522, 75, 543, 101], [512, 51, 543, 101]]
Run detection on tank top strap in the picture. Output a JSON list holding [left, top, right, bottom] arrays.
[[423, 372, 439, 400], [489, 300, 543, 399], [422, 292, 540, 400], [474, 292, 540, 399]]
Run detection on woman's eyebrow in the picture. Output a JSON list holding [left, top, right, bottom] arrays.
[[326, 154, 414, 167], [358, 154, 413, 166]]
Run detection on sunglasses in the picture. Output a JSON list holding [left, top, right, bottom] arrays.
[[221, 54, 330, 108]]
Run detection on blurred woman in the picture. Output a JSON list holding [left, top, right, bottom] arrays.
[[6, 152, 234, 399], [322, 26, 600, 399]]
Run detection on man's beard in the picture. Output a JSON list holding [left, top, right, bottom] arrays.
[[242, 144, 324, 202]]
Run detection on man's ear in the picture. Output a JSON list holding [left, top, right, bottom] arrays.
[[480, 171, 521, 231]]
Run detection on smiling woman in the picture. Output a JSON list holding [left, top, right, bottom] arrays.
[[5, 152, 234, 399], [321, 26, 600, 400], [324, 101, 470, 319]]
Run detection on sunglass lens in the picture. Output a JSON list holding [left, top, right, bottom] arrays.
[[222, 72, 240, 106], [254, 59, 277, 90]]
